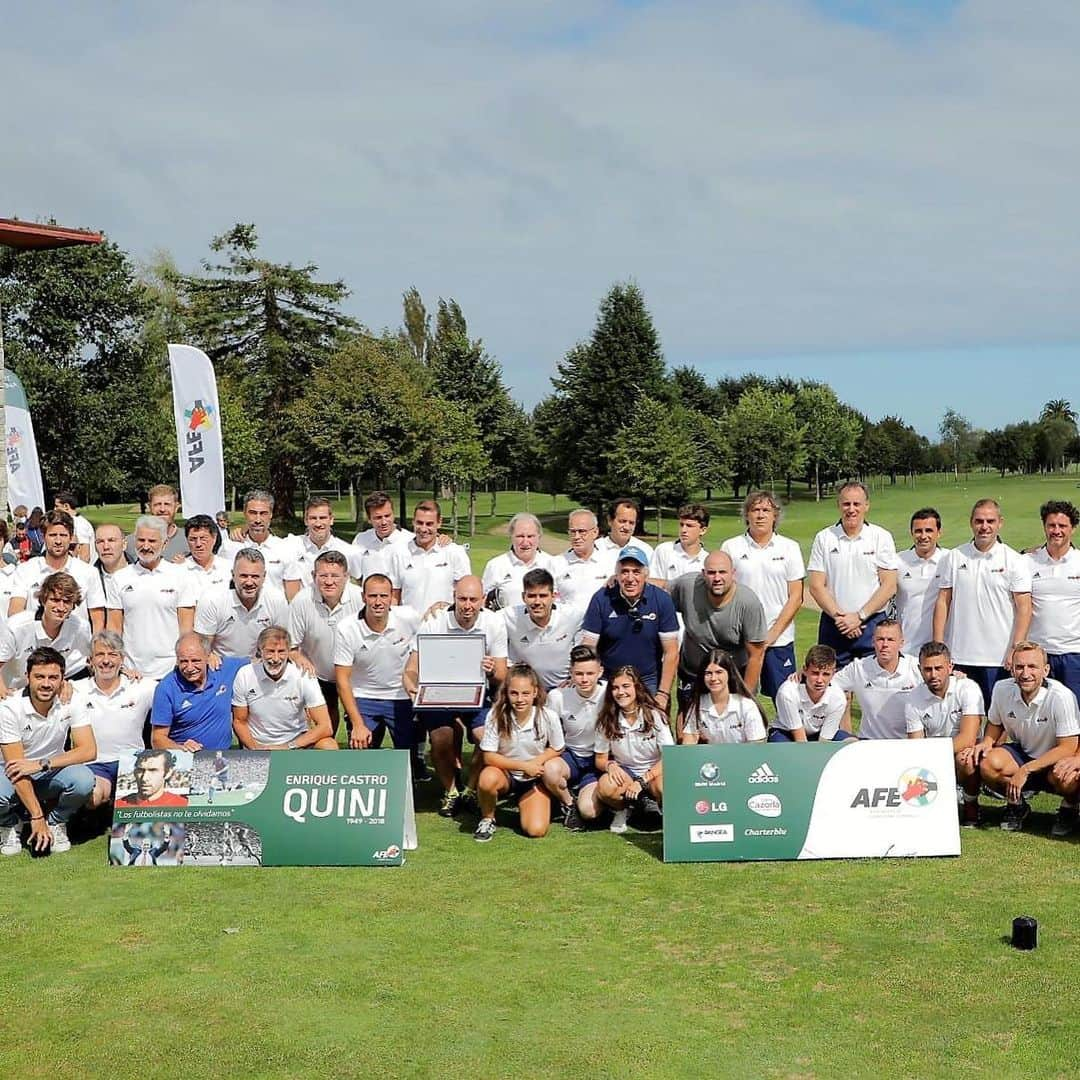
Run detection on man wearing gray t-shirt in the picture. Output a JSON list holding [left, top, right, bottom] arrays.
[[670, 551, 767, 707]]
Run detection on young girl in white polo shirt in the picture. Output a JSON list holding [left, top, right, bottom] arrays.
[[680, 649, 767, 746], [474, 663, 564, 843], [595, 665, 673, 833]]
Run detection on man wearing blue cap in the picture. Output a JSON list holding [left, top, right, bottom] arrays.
[[579, 546, 679, 706]]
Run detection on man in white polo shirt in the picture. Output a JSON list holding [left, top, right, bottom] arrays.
[[481, 512, 554, 610], [770, 644, 850, 742], [288, 549, 365, 740], [595, 497, 654, 562], [895, 508, 949, 658], [231, 627, 337, 750], [808, 482, 897, 666], [722, 490, 805, 702], [351, 490, 415, 581], [1027, 499, 1080, 704], [53, 490, 94, 562], [0, 646, 96, 856], [933, 498, 1032, 709], [904, 640, 986, 826], [832, 618, 920, 739], [650, 503, 710, 585], [195, 548, 289, 660], [964, 641, 1079, 834], [282, 496, 361, 601], [502, 568, 582, 689], [387, 499, 471, 613], [334, 572, 419, 751], [221, 490, 292, 587], [180, 515, 233, 603], [112, 516, 197, 678], [550, 509, 616, 615]]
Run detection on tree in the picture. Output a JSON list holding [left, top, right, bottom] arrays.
[[723, 387, 806, 497], [684, 409, 730, 500], [427, 401, 489, 540], [400, 286, 431, 365], [1040, 399, 1077, 426], [609, 400, 699, 536], [939, 409, 976, 479], [860, 415, 927, 484], [672, 365, 724, 416], [547, 282, 670, 506], [171, 224, 357, 520], [796, 385, 861, 500]]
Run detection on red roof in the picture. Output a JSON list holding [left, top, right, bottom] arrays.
[[0, 218, 103, 250]]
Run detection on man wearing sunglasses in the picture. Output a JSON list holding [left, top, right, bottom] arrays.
[[580, 547, 679, 706]]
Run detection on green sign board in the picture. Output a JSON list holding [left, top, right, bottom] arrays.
[[662, 738, 961, 863], [109, 749, 415, 867]]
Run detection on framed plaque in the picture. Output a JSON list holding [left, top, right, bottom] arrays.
[[414, 634, 486, 709]]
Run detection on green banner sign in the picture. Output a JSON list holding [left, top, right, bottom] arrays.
[[109, 749, 415, 867], [662, 738, 961, 862]]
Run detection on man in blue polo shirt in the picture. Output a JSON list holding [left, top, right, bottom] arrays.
[[580, 546, 679, 708], [151, 633, 248, 751]]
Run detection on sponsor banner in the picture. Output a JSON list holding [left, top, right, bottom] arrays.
[[167, 343, 225, 517], [109, 749, 416, 867], [662, 739, 961, 863], [4, 368, 46, 515]]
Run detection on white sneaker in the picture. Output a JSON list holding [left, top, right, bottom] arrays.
[[48, 822, 71, 854], [609, 809, 630, 834], [0, 825, 21, 857]]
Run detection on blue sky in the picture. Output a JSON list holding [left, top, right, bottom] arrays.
[[3, 1, 1078, 440]]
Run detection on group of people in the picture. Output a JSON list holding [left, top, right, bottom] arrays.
[[2, 480, 1079, 855]]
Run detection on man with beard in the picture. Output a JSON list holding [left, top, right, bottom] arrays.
[[195, 549, 288, 661]]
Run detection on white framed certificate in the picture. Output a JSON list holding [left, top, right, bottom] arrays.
[[414, 634, 486, 709]]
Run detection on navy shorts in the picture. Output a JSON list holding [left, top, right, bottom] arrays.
[[560, 748, 599, 790], [1048, 653, 1080, 704], [356, 697, 414, 750], [955, 664, 1009, 712], [421, 706, 489, 733], [768, 728, 850, 743], [87, 761, 119, 785], [1000, 745, 1055, 792], [760, 644, 797, 701], [817, 610, 885, 667], [508, 775, 541, 800]]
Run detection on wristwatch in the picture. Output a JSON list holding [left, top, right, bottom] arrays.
[[287, 741, 298, 750], [38, 758, 51, 773]]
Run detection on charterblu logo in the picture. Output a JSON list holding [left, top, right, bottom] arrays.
[[747, 763, 779, 784], [747, 793, 782, 818]]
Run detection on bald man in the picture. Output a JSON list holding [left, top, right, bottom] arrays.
[[669, 550, 768, 710]]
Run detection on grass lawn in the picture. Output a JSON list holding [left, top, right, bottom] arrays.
[[4, 475, 1079, 1077]]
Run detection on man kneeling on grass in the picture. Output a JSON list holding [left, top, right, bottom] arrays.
[[959, 641, 1079, 834], [0, 647, 96, 856], [232, 627, 338, 750]]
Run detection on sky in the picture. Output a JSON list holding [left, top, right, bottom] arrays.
[[3, 0, 1079, 438]]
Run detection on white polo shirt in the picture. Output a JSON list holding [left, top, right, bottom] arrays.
[[0, 563, 19, 619], [807, 521, 897, 614], [231, 662, 325, 745], [222, 535, 294, 588], [0, 694, 88, 760], [594, 709, 673, 772], [479, 705, 564, 780], [502, 604, 582, 688], [333, 606, 419, 700], [288, 582, 366, 682], [649, 541, 709, 584], [684, 694, 766, 744], [350, 526, 414, 581], [1027, 546, 1080, 655], [904, 676, 985, 738], [596, 535, 654, 562], [387, 538, 471, 613], [895, 547, 949, 657], [0, 611, 93, 689], [412, 606, 508, 659], [283, 534, 362, 587], [72, 513, 96, 553], [181, 555, 234, 603], [72, 675, 157, 762], [194, 585, 289, 659], [833, 653, 921, 740], [14, 554, 102, 621], [773, 680, 847, 739], [988, 677, 1080, 757], [550, 547, 616, 613], [936, 541, 1032, 666], [546, 682, 605, 757], [113, 560, 198, 678], [721, 531, 805, 648], [481, 549, 555, 610]]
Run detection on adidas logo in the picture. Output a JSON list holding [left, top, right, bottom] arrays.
[[748, 763, 779, 784], [180, 699, 192, 710]]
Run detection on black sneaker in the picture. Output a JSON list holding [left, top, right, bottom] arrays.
[[438, 788, 460, 818], [1000, 800, 1031, 832], [563, 803, 584, 832], [1050, 803, 1078, 839], [457, 788, 479, 815], [636, 795, 662, 818], [473, 818, 496, 843], [411, 759, 433, 783]]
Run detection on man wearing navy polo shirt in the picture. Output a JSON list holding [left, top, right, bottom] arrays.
[[580, 547, 679, 707], [151, 633, 249, 752]]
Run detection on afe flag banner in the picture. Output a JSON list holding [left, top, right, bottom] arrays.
[[4, 368, 46, 515], [109, 748, 417, 867], [662, 738, 961, 863], [168, 343, 225, 518]]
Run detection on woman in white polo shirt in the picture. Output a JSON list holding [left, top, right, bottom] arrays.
[[680, 649, 766, 747], [594, 665, 673, 834], [474, 663, 564, 843]]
